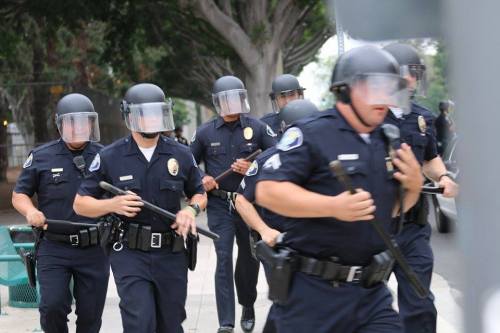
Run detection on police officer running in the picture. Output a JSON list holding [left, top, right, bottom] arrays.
[[74, 83, 207, 333], [235, 99, 318, 333], [383, 43, 459, 333], [190, 75, 276, 333], [255, 45, 424, 333], [261, 74, 306, 140], [12, 93, 109, 333]]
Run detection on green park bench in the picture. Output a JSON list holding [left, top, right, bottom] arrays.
[[0, 225, 38, 314]]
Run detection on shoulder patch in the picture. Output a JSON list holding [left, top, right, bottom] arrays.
[[245, 160, 259, 177], [191, 130, 196, 142], [277, 127, 303, 151], [89, 153, 101, 172], [192, 154, 198, 168], [263, 153, 281, 170], [23, 153, 33, 169], [266, 125, 277, 138]]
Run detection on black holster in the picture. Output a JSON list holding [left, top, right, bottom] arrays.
[[360, 251, 394, 288], [186, 233, 199, 271], [249, 229, 261, 260], [255, 241, 297, 305], [20, 249, 37, 288]]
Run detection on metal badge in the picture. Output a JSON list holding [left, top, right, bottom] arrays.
[[418, 115, 427, 133], [168, 158, 179, 176], [243, 127, 254, 140]]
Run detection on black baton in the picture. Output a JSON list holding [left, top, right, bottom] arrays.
[[421, 186, 445, 194], [99, 181, 219, 240], [329, 160, 429, 298], [214, 149, 262, 183]]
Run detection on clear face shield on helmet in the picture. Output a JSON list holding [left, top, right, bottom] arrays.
[[400, 64, 427, 97], [349, 73, 410, 114], [56, 112, 100, 143], [271, 90, 304, 113], [122, 100, 175, 133], [212, 89, 251, 116]]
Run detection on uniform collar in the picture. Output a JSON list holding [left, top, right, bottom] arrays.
[[215, 114, 248, 129], [55, 138, 92, 156], [331, 107, 384, 137], [124, 134, 172, 157]]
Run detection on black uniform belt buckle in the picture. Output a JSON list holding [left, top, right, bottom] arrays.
[[346, 266, 363, 283], [151, 233, 162, 248], [69, 235, 79, 247]]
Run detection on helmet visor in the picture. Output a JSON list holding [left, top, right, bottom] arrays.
[[56, 112, 100, 143], [212, 89, 250, 116], [350, 74, 410, 114], [400, 64, 427, 97], [271, 90, 304, 113], [124, 100, 175, 133]]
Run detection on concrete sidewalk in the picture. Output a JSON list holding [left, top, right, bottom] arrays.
[[0, 211, 462, 332]]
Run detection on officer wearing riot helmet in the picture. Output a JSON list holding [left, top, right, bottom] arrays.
[[255, 45, 423, 333], [435, 100, 455, 155], [235, 99, 318, 333], [12, 93, 109, 333], [190, 75, 276, 333], [261, 74, 305, 140], [383, 43, 459, 333], [74, 83, 207, 333]]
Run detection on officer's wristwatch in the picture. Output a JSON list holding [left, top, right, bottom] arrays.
[[188, 203, 201, 217], [438, 171, 455, 182]]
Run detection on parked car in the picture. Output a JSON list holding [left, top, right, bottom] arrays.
[[426, 136, 458, 233]]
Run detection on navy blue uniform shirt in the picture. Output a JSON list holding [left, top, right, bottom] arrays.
[[385, 102, 438, 165], [257, 108, 399, 265], [78, 135, 204, 232], [260, 112, 283, 140], [236, 146, 292, 232], [190, 114, 277, 192], [14, 139, 102, 223]]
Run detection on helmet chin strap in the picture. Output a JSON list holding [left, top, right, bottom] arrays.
[[349, 100, 372, 128], [140, 132, 160, 139]]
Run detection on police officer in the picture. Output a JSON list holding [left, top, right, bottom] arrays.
[[435, 100, 455, 155], [383, 43, 459, 333], [190, 75, 277, 333], [11, 93, 109, 333], [174, 126, 189, 146], [255, 45, 424, 333], [261, 74, 306, 140], [74, 83, 207, 333], [235, 99, 318, 333]]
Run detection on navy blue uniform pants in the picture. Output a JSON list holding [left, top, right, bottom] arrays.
[[272, 272, 402, 333], [207, 196, 259, 327], [110, 246, 188, 333], [395, 223, 437, 333], [36, 239, 110, 333]]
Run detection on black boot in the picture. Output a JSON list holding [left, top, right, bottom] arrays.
[[241, 306, 255, 332]]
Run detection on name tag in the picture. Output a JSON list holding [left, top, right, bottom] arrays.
[[338, 154, 359, 161], [119, 175, 133, 181], [51, 168, 63, 173], [210, 142, 221, 147]]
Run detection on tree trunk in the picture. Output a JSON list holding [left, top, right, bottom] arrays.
[[31, 20, 51, 144], [245, 50, 280, 118], [0, 98, 8, 182]]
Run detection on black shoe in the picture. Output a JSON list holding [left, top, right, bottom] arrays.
[[241, 306, 255, 332], [217, 327, 234, 333]]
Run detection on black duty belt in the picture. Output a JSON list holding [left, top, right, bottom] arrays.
[[125, 223, 184, 252], [210, 189, 237, 201], [296, 250, 394, 286], [43, 228, 99, 248]]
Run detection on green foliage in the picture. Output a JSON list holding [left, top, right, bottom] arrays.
[[414, 41, 449, 115]]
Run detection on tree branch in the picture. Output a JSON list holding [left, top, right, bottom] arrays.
[[189, 0, 260, 69]]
